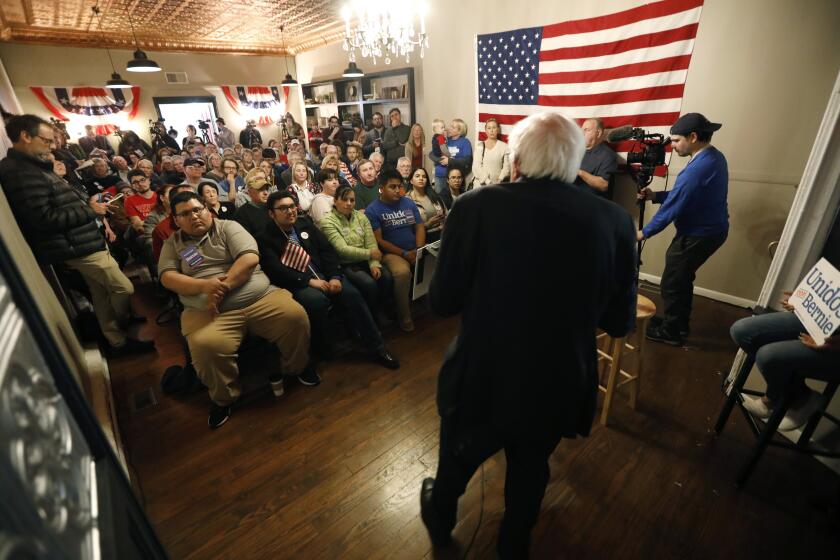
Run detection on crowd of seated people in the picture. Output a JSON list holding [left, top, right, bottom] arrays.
[[0, 109, 515, 429]]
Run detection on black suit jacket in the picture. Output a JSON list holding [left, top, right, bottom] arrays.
[[257, 218, 341, 290], [429, 178, 637, 440], [233, 202, 271, 238]]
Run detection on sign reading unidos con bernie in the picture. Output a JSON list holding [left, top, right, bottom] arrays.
[[790, 258, 840, 345]]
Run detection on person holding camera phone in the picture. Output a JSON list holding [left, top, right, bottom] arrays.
[[1, 115, 155, 357], [239, 120, 263, 149], [151, 120, 179, 154], [363, 112, 386, 157], [637, 113, 729, 346]]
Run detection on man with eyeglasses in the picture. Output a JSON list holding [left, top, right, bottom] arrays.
[[0, 114, 155, 357], [159, 190, 314, 429], [181, 157, 207, 190], [258, 190, 399, 368], [83, 157, 127, 199], [124, 169, 159, 267]]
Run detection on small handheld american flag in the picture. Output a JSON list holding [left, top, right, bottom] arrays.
[[280, 237, 312, 273]]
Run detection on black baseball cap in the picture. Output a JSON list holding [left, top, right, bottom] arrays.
[[184, 157, 206, 167], [670, 113, 722, 136]]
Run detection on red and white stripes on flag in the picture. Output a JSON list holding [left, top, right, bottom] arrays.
[[280, 238, 312, 273], [221, 85, 290, 126], [30, 86, 142, 134], [476, 0, 704, 165]]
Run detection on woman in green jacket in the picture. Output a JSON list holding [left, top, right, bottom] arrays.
[[321, 185, 395, 318]]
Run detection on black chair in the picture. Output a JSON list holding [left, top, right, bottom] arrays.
[[715, 358, 840, 487]]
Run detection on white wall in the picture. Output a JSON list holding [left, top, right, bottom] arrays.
[[295, 0, 840, 303]]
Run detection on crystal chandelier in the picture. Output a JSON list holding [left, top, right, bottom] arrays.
[[341, 1, 430, 66]]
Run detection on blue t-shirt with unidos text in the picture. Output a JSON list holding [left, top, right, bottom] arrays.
[[364, 197, 424, 252]]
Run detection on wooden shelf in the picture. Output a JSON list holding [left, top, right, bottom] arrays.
[[363, 98, 409, 104], [302, 67, 416, 128], [305, 101, 361, 109]]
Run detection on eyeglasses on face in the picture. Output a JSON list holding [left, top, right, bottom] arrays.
[[175, 206, 208, 219], [272, 203, 297, 213], [36, 135, 55, 145]]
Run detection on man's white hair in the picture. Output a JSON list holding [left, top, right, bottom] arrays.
[[508, 112, 585, 183], [370, 152, 385, 163], [397, 156, 411, 165]]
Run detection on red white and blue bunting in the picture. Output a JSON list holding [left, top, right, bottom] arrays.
[[221, 85, 289, 126], [30, 86, 141, 135]]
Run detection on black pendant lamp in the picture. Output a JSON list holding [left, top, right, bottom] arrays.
[[106, 72, 132, 89], [342, 61, 364, 78], [92, 5, 133, 89], [127, 49, 161, 73], [280, 25, 298, 85], [123, 1, 161, 73]]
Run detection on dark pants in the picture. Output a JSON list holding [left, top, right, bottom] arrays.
[[342, 263, 393, 315], [431, 415, 562, 558], [660, 232, 727, 333], [730, 312, 840, 402], [293, 278, 383, 353]]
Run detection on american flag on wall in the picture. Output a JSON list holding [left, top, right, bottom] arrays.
[[476, 0, 704, 163]]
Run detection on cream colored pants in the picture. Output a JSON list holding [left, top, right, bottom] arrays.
[[181, 289, 310, 406]]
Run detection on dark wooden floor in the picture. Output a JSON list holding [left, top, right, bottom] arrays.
[[110, 283, 840, 559]]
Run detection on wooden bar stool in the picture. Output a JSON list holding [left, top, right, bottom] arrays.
[[596, 295, 657, 426]]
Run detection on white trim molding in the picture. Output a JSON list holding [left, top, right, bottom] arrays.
[[638, 273, 756, 309]]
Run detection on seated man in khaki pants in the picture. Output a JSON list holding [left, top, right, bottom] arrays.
[[159, 191, 318, 429]]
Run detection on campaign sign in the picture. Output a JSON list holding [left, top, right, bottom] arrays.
[[790, 258, 840, 345]]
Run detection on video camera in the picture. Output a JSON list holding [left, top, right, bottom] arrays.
[[606, 125, 672, 266], [608, 126, 669, 187], [149, 118, 165, 139], [48, 117, 70, 140], [197, 119, 210, 131]]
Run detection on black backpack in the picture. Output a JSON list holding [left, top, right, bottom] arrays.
[[160, 364, 204, 396]]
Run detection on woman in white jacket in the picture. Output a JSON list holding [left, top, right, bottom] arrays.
[[471, 118, 510, 188]]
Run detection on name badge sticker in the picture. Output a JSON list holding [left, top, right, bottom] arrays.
[[179, 245, 204, 268]]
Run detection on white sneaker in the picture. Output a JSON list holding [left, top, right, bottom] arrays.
[[269, 377, 285, 398], [741, 395, 772, 420], [778, 391, 824, 431]]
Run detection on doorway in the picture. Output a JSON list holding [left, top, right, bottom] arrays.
[[153, 96, 219, 147]]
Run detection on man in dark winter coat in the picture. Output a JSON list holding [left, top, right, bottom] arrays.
[[380, 108, 411, 170], [0, 114, 154, 356], [419, 112, 638, 559]]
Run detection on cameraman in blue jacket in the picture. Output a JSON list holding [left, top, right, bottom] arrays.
[[638, 113, 729, 345]]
